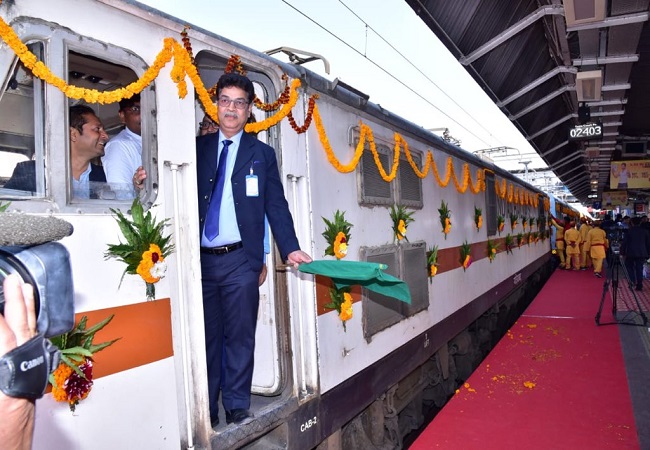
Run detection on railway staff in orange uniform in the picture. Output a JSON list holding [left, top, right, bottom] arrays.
[[586, 220, 608, 278], [579, 217, 592, 270], [564, 221, 581, 270]]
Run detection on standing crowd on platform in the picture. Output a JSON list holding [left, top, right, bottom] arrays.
[[551, 212, 650, 291]]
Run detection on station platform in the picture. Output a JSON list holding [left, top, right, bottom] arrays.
[[410, 264, 650, 449]]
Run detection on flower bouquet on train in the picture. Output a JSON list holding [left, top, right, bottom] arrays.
[[460, 241, 472, 271], [322, 210, 353, 260], [487, 239, 498, 262], [474, 206, 482, 231], [49, 315, 119, 412], [390, 204, 414, 242], [522, 216, 528, 231], [517, 233, 524, 247], [496, 215, 505, 235], [505, 234, 514, 254], [439, 201, 451, 239], [324, 287, 354, 331], [529, 217, 536, 230], [105, 198, 174, 300], [427, 245, 439, 282], [510, 213, 519, 232]]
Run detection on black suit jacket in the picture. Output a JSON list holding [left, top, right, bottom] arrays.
[[196, 132, 300, 271], [4, 160, 106, 196]]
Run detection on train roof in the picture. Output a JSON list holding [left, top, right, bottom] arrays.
[[404, 0, 650, 205]]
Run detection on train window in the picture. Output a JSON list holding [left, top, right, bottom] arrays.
[[360, 244, 403, 340], [400, 241, 428, 315], [357, 140, 393, 206], [485, 172, 497, 236], [66, 49, 151, 203], [398, 151, 423, 209], [360, 241, 428, 341], [0, 21, 156, 209], [0, 42, 45, 197]]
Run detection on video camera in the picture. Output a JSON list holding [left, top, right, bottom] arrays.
[[0, 242, 74, 337], [605, 223, 627, 256], [0, 213, 75, 399]]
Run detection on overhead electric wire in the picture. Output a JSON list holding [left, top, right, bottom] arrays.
[[280, 0, 495, 148]]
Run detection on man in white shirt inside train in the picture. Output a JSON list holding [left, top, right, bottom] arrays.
[[102, 93, 146, 198]]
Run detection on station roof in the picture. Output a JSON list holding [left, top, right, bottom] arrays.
[[405, 0, 650, 205]]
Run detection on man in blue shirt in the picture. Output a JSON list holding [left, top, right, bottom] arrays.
[[196, 73, 311, 427]]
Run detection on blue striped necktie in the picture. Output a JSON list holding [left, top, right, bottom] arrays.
[[204, 139, 232, 240]]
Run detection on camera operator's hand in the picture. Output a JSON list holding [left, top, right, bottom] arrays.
[[0, 274, 37, 450]]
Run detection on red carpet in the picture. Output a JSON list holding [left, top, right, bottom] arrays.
[[411, 269, 639, 449]]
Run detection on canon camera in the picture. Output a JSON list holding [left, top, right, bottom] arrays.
[[0, 242, 74, 337]]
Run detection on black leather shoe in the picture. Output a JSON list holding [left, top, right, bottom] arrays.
[[225, 409, 251, 424], [211, 417, 219, 428]]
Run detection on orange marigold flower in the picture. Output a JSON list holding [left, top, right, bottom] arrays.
[[136, 244, 164, 283], [339, 293, 353, 322], [333, 232, 348, 259], [397, 219, 407, 240], [463, 255, 472, 269], [430, 265, 437, 277]]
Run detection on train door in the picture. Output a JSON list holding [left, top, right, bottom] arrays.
[[193, 49, 285, 396]]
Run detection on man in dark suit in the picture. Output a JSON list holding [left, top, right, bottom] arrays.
[[4, 105, 109, 199], [196, 73, 311, 427], [621, 216, 650, 290]]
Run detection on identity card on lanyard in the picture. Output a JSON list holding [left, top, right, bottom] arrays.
[[246, 165, 259, 197]]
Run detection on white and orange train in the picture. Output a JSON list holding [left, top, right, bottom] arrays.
[[0, 1, 558, 448]]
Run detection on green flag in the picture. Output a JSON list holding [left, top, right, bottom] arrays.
[[299, 260, 411, 304]]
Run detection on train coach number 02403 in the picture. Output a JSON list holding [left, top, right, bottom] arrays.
[[568, 122, 603, 141]]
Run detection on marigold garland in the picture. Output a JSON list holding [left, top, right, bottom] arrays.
[[254, 73, 291, 111], [180, 26, 195, 66], [0, 13, 554, 207], [288, 94, 319, 134]]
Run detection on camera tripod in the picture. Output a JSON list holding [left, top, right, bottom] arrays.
[[595, 253, 648, 326]]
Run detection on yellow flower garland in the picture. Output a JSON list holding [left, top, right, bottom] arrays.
[[0, 16, 302, 134]]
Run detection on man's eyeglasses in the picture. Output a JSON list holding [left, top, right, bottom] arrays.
[[199, 121, 217, 129], [123, 105, 141, 114], [217, 97, 249, 110]]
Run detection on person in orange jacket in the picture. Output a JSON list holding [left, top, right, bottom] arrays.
[[564, 221, 581, 270], [579, 217, 593, 270], [587, 220, 609, 278]]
